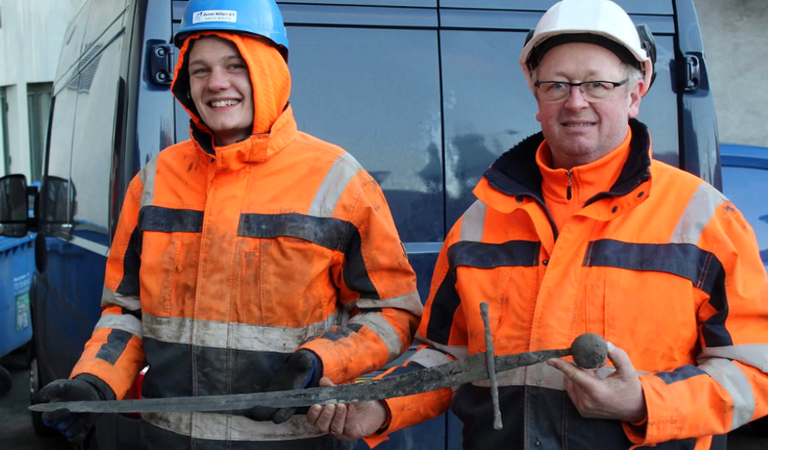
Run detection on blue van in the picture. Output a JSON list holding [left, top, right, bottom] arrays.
[[0, 0, 731, 449]]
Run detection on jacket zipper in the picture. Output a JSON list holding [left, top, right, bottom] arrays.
[[566, 170, 573, 200]]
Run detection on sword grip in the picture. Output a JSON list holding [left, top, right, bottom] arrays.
[[479, 302, 503, 430]]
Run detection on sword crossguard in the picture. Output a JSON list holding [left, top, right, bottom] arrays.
[[479, 302, 503, 430]]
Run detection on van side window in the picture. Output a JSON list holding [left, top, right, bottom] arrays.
[[83, 0, 127, 52], [47, 82, 79, 224], [55, 2, 91, 84], [27, 83, 53, 183], [440, 30, 538, 228], [1, 88, 11, 174], [288, 27, 443, 244], [69, 36, 125, 244]]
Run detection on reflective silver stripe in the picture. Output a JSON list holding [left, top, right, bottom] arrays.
[[409, 348, 459, 398], [142, 411, 325, 441], [139, 155, 159, 208], [101, 286, 141, 311], [406, 347, 454, 368], [348, 313, 403, 361], [142, 313, 340, 353], [699, 344, 768, 372], [355, 291, 424, 317], [699, 358, 755, 429], [414, 336, 468, 360], [308, 152, 362, 218], [459, 200, 486, 242], [474, 362, 564, 390], [670, 182, 726, 245], [94, 314, 143, 339], [472, 364, 650, 390]]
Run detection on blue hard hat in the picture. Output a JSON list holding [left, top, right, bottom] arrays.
[[174, 0, 289, 56]]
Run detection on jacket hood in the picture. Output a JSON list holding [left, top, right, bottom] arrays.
[[171, 31, 291, 148]]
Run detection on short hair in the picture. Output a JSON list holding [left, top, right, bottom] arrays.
[[622, 62, 644, 93]]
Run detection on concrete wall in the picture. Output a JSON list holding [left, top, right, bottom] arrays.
[[0, 0, 85, 177], [695, 0, 768, 147]]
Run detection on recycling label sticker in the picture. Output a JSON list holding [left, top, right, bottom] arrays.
[[193, 10, 237, 24], [16, 292, 30, 331]]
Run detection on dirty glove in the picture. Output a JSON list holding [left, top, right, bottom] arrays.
[[245, 349, 322, 424], [35, 375, 107, 445]]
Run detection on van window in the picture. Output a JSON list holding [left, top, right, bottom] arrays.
[[47, 83, 79, 203], [55, 1, 91, 84], [1, 88, 10, 174], [83, 0, 127, 51], [440, 30, 537, 228], [27, 83, 53, 183], [69, 36, 125, 244], [288, 26, 443, 243], [439, 0, 673, 13]]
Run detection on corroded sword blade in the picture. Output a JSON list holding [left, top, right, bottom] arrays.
[[29, 348, 570, 414]]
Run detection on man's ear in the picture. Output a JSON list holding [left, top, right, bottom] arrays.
[[627, 78, 646, 118]]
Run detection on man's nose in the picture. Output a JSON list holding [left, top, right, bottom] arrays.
[[207, 69, 231, 90], [564, 85, 589, 110]]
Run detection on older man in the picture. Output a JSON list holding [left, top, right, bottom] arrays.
[[35, 0, 422, 448], [308, 1, 768, 449]]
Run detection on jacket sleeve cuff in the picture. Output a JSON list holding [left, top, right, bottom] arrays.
[[300, 339, 350, 384], [362, 400, 393, 448], [72, 373, 115, 401], [362, 434, 390, 448], [624, 374, 678, 445], [622, 416, 648, 444]]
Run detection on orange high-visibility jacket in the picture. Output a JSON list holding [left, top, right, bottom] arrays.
[[70, 32, 422, 445], [369, 119, 767, 450]]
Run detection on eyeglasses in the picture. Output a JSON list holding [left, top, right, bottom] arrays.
[[533, 79, 629, 103]]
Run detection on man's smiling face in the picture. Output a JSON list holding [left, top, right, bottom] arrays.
[[534, 42, 643, 169], [188, 36, 255, 147]]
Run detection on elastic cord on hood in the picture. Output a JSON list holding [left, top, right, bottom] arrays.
[[171, 31, 291, 143]]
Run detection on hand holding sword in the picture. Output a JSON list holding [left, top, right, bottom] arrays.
[[307, 302, 609, 438], [30, 302, 609, 436]]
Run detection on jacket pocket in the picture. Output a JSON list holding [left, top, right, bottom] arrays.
[[257, 237, 336, 331], [600, 267, 698, 370]]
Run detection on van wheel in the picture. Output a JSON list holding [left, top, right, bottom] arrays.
[[0, 365, 11, 396], [29, 357, 57, 436]]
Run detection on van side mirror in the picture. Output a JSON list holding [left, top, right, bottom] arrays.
[[40, 176, 76, 238], [0, 174, 30, 237]]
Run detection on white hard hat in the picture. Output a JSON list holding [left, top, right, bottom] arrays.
[[519, 0, 654, 96]]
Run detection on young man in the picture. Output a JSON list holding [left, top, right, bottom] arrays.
[[35, 0, 422, 448], [307, 1, 768, 448]]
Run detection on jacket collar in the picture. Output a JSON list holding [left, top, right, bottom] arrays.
[[190, 104, 298, 172], [482, 118, 652, 206]]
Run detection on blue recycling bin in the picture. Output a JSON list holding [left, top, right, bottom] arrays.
[[0, 234, 35, 395]]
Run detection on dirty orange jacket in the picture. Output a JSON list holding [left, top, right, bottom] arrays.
[[69, 32, 422, 446], [367, 119, 767, 450]]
